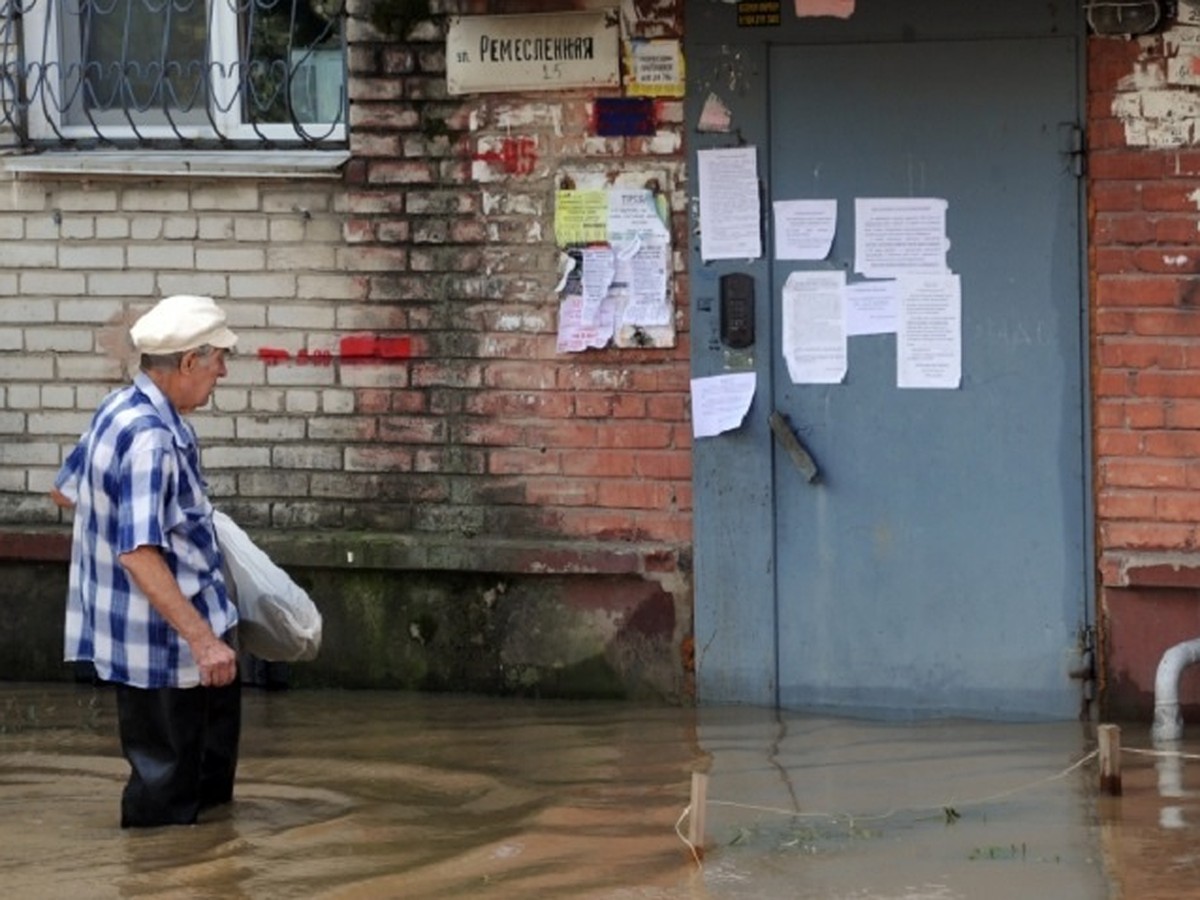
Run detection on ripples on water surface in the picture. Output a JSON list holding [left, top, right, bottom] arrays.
[[1, 683, 1193, 898]]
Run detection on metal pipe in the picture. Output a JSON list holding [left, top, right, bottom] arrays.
[[1151, 638, 1200, 744]]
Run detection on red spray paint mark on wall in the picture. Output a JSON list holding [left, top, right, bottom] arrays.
[[338, 334, 412, 361], [258, 348, 290, 364], [256, 334, 413, 366], [473, 137, 538, 176]]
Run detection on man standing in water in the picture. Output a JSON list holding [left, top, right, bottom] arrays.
[[51, 294, 241, 828]]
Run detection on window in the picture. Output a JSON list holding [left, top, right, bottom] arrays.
[[5, 0, 346, 147]]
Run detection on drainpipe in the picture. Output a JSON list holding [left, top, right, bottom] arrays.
[[1151, 638, 1200, 744]]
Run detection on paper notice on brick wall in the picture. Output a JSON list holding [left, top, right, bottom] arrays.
[[1166, 36, 1200, 85], [607, 188, 669, 242], [617, 237, 672, 327], [557, 294, 616, 353], [555, 189, 608, 246], [581, 245, 616, 325], [626, 38, 685, 97]]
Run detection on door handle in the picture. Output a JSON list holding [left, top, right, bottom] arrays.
[[769, 411, 820, 484]]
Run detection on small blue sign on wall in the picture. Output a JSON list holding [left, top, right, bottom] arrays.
[[592, 97, 656, 136]]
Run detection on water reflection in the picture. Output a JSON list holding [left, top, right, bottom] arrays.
[[1099, 738, 1200, 900], [0, 684, 1193, 898]]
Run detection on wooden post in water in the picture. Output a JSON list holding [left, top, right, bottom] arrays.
[[1098, 723, 1122, 796], [688, 771, 708, 860]]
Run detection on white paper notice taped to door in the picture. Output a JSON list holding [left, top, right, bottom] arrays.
[[782, 270, 847, 384], [854, 197, 949, 278], [845, 279, 899, 336], [773, 199, 837, 261], [690, 372, 756, 438], [897, 274, 961, 389], [697, 146, 762, 261]]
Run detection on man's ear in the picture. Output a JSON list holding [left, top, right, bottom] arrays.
[[180, 350, 199, 373]]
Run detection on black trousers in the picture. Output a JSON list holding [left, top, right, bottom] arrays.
[[115, 680, 242, 828]]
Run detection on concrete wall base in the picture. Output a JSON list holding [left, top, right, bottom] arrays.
[[0, 538, 692, 702]]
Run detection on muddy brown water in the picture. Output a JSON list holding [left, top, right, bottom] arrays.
[[0, 683, 1195, 899]]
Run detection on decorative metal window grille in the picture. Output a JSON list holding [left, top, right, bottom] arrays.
[[0, 0, 347, 149]]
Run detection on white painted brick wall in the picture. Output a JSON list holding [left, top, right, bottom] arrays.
[[122, 189, 191, 212], [90, 272, 155, 296], [57, 189, 119, 211], [273, 445, 342, 469], [0, 441, 60, 464], [158, 272, 227, 298], [193, 185, 261, 211], [22, 273, 88, 295], [129, 244, 196, 269], [196, 247, 266, 271], [60, 219, 95, 240], [0, 244, 55, 267], [27, 411, 91, 434], [95, 218, 131, 240], [0, 357, 53, 379], [5, 386, 40, 409], [57, 299, 124, 322], [0, 168, 356, 529], [235, 416, 307, 441], [200, 444, 270, 469], [27, 330, 93, 353], [198, 217, 237, 241], [60, 245, 125, 269], [249, 389, 287, 413], [191, 416, 236, 440], [56, 356, 125, 382], [229, 274, 297, 298], [286, 391, 321, 413], [267, 304, 337, 329]]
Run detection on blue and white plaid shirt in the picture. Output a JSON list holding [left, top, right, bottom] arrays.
[[54, 372, 237, 688]]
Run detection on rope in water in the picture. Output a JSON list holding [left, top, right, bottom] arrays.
[[675, 748, 1102, 866], [1124, 747, 1200, 762]]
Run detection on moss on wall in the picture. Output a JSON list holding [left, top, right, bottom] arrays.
[[0, 562, 685, 703]]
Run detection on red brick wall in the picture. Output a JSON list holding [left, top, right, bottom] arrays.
[[1089, 29, 1200, 717], [343, 0, 692, 550]]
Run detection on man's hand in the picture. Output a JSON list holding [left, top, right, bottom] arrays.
[[119, 545, 238, 687], [50, 488, 75, 510], [191, 634, 238, 687]]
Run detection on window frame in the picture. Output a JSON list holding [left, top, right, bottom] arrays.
[[19, 0, 347, 147]]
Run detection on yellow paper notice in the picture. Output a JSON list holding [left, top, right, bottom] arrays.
[[555, 190, 609, 246]]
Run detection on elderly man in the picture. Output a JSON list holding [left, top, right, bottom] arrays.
[[52, 294, 241, 828]]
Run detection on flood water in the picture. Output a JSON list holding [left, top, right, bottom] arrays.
[[0, 683, 1196, 899]]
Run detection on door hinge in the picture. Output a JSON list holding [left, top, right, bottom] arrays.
[[1070, 624, 1096, 703], [1063, 124, 1086, 178]]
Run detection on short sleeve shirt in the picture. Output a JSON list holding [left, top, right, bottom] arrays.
[[54, 373, 237, 688]]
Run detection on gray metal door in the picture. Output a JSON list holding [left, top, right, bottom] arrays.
[[688, 5, 1089, 720], [769, 38, 1087, 718]]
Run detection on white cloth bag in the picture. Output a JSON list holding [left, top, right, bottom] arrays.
[[213, 510, 323, 662]]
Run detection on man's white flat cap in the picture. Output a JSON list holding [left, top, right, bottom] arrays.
[[130, 295, 238, 355]]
